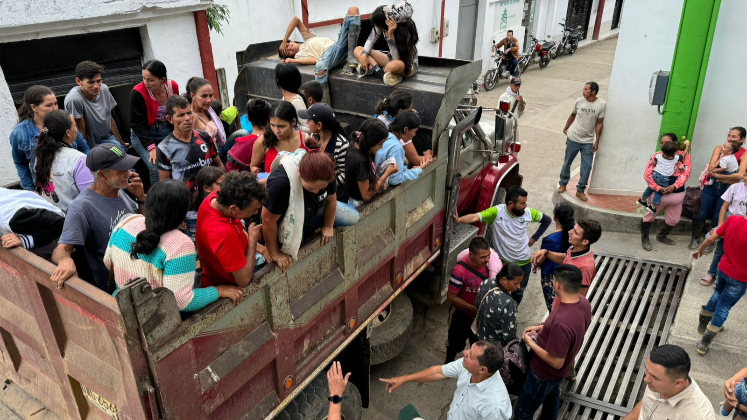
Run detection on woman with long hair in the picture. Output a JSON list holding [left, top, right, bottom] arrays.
[[354, 1, 419, 86], [263, 149, 360, 271], [474, 262, 525, 345], [275, 62, 310, 132], [373, 89, 413, 127], [130, 60, 180, 185], [34, 110, 93, 212], [384, 109, 432, 171], [537, 202, 575, 312], [10, 85, 89, 191], [184, 77, 226, 147], [250, 101, 311, 175], [104, 179, 244, 312], [345, 119, 398, 205]]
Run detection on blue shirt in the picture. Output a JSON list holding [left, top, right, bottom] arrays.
[[540, 231, 568, 276], [10, 118, 90, 190], [374, 133, 422, 186]]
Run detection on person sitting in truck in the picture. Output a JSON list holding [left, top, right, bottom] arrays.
[[185, 166, 225, 242], [297, 103, 349, 192], [375, 110, 432, 186], [263, 148, 360, 272], [454, 185, 553, 306], [227, 98, 271, 173], [11, 85, 89, 191], [251, 102, 311, 177], [275, 63, 310, 132], [64, 60, 124, 146], [354, 1, 419, 87], [50, 144, 145, 291], [1, 187, 65, 256], [183, 77, 226, 150], [105, 179, 244, 311], [196, 171, 266, 288], [445, 237, 490, 364], [380, 340, 512, 420], [278, 7, 362, 102], [373, 89, 413, 127], [300, 80, 324, 107], [33, 110, 93, 213], [345, 119, 398, 206], [474, 262, 525, 346]]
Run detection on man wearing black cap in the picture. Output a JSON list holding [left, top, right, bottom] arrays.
[[50, 144, 145, 291], [498, 76, 526, 118]]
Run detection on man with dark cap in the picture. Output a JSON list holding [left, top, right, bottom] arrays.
[[498, 76, 526, 118], [50, 144, 144, 291]]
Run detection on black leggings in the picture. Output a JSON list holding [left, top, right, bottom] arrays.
[[445, 309, 477, 363]]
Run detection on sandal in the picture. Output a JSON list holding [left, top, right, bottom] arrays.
[[700, 274, 715, 286]]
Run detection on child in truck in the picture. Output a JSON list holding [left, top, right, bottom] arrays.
[[637, 140, 688, 213], [278, 7, 362, 103], [375, 110, 432, 186], [345, 119, 398, 206]]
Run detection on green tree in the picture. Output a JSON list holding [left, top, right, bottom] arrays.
[[206, 3, 231, 35]]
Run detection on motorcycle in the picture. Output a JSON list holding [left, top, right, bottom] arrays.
[[515, 35, 553, 75], [550, 21, 582, 59], [482, 43, 513, 91]]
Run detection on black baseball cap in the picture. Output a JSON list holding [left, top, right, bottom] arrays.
[[297, 103, 337, 127], [86, 144, 140, 172], [510, 76, 522, 86]]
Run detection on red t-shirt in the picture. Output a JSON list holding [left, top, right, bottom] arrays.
[[196, 191, 248, 287], [530, 296, 591, 380], [735, 147, 746, 164], [448, 256, 489, 312], [563, 247, 596, 287], [226, 134, 259, 172], [263, 131, 309, 173], [716, 215, 747, 282]]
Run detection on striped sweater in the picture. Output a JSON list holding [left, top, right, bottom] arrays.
[[104, 215, 218, 312]]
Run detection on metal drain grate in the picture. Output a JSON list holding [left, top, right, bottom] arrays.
[[558, 254, 689, 420]]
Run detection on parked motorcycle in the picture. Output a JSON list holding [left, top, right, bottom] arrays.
[[515, 35, 553, 75], [550, 21, 582, 59], [482, 43, 513, 91]]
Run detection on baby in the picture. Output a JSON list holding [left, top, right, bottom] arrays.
[[721, 377, 746, 418], [638, 140, 685, 212], [705, 141, 740, 185]]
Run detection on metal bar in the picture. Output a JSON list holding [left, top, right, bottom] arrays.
[[560, 393, 629, 417]]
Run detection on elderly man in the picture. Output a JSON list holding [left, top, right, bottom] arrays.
[[498, 76, 526, 117], [50, 144, 144, 291], [381, 340, 512, 420], [623, 345, 715, 420]]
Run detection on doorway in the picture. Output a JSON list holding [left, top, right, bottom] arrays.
[[565, 0, 594, 40], [455, 0, 479, 60], [612, 0, 624, 29]]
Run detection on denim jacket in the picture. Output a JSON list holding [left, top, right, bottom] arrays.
[[10, 118, 90, 190]]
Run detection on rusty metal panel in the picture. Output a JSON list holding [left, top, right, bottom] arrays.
[[558, 254, 688, 420], [0, 248, 154, 420]]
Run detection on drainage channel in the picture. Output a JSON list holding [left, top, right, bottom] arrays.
[[559, 254, 689, 420]]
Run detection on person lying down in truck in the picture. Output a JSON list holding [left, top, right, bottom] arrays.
[[0, 187, 65, 257], [278, 7, 362, 103]]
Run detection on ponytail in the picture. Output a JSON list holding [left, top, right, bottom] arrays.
[[499, 262, 525, 281], [374, 90, 413, 117], [35, 110, 73, 195], [183, 76, 211, 104], [130, 180, 190, 258], [18, 85, 55, 123]]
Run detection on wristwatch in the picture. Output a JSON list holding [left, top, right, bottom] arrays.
[[328, 395, 341, 404]]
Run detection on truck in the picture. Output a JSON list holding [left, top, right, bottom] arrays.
[[0, 42, 522, 420]]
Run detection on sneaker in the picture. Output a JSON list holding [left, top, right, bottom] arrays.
[[576, 191, 588, 201], [636, 198, 648, 207], [646, 204, 657, 213], [557, 185, 567, 193], [383, 72, 403, 87]]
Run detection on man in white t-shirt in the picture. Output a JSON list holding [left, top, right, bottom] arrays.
[[278, 8, 362, 102], [557, 82, 606, 201]]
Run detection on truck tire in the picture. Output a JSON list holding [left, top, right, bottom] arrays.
[[278, 373, 362, 420], [370, 294, 413, 365]]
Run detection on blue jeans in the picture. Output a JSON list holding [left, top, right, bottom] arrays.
[[708, 229, 727, 277], [99, 133, 124, 146], [697, 181, 730, 224], [131, 123, 172, 186], [309, 201, 360, 228], [219, 129, 250, 163], [315, 15, 361, 84], [514, 370, 563, 420], [642, 171, 669, 205], [559, 139, 593, 193], [705, 271, 747, 327], [505, 56, 518, 75]]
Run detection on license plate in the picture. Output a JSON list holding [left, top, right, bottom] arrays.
[[81, 384, 119, 419]]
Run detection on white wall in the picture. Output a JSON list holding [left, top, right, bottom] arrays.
[[689, 1, 747, 180], [140, 13, 205, 89], [588, 0, 683, 195], [0, 67, 18, 186]]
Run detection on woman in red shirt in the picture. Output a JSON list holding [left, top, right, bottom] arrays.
[[250, 101, 311, 176]]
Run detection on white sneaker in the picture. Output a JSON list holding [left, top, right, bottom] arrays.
[[383, 72, 403, 87]]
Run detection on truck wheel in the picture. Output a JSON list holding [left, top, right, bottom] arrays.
[[370, 294, 413, 365], [278, 373, 362, 420]]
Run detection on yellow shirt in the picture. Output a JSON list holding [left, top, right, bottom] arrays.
[[638, 380, 715, 420], [296, 28, 335, 60]]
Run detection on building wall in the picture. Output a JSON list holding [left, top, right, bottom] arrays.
[[533, 0, 617, 43], [590, 0, 747, 195], [0, 3, 206, 187], [588, 0, 682, 195]]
